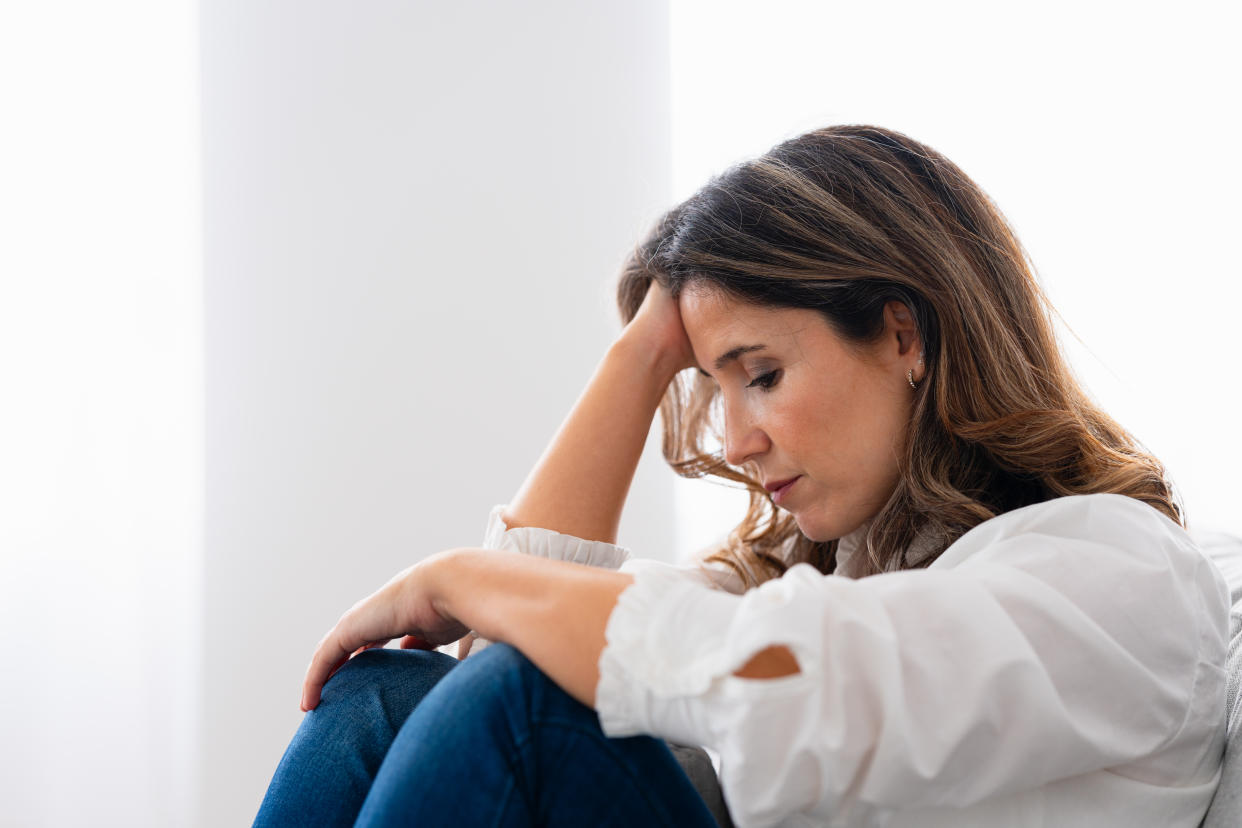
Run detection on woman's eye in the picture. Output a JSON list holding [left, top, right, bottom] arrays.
[[747, 369, 781, 391]]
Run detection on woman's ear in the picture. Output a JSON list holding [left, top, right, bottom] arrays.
[[884, 301, 922, 358]]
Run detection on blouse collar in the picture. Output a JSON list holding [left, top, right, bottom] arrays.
[[833, 518, 940, 578], [834, 519, 872, 578]]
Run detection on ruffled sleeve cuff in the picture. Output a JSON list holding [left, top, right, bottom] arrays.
[[482, 505, 633, 569], [595, 563, 743, 744]]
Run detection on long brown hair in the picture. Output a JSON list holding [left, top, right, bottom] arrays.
[[618, 125, 1181, 586]]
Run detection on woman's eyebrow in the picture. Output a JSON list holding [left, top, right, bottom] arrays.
[[713, 344, 766, 370]]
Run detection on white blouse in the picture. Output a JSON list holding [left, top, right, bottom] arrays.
[[481, 494, 1230, 828]]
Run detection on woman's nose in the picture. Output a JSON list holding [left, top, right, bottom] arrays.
[[723, 413, 770, 467]]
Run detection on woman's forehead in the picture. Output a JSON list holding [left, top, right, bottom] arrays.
[[680, 286, 820, 344], [679, 286, 851, 377]]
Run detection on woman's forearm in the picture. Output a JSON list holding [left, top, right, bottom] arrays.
[[298, 547, 797, 712], [437, 548, 634, 706], [434, 550, 798, 709], [504, 333, 683, 543]]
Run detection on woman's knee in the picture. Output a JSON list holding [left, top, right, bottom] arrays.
[[448, 642, 591, 728], [319, 646, 458, 712], [454, 642, 547, 693]]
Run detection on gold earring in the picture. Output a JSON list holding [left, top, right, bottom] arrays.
[[907, 369, 917, 390]]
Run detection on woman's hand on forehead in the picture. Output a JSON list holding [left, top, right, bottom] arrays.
[[621, 281, 697, 374]]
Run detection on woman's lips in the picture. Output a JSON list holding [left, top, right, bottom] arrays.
[[767, 476, 801, 506]]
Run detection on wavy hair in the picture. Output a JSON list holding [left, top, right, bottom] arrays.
[[618, 125, 1181, 585]]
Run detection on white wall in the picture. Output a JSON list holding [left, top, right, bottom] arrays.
[[0, 3, 200, 826], [200, 2, 672, 824]]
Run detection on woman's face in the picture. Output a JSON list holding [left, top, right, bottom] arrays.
[[679, 285, 924, 543]]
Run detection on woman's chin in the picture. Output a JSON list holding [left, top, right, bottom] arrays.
[[794, 506, 869, 545], [793, 512, 834, 544]]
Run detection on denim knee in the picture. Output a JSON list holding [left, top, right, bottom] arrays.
[[318, 647, 458, 721], [462, 641, 536, 675], [352, 642, 719, 828], [257, 648, 459, 828], [454, 643, 549, 697]]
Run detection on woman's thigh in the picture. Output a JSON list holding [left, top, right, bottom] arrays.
[[254, 647, 458, 828], [356, 643, 719, 828]]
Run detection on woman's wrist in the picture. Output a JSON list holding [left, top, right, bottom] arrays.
[[615, 279, 696, 379], [611, 326, 689, 391], [429, 548, 536, 646], [431, 548, 633, 705], [428, 547, 473, 630]]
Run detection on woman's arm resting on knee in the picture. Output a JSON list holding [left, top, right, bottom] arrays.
[[300, 549, 631, 710], [504, 283, 693, 543], [301, 548, 796, 712], [444, 550, 633, 705]]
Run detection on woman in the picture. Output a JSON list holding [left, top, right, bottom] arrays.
[[254, 125, 1229, 827]]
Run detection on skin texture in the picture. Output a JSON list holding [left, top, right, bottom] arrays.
[[679, 285, 925, 543], [300, 283, 925, 712]]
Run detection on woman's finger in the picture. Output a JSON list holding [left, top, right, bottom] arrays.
[[304, 635, 395, 711], [300, 558, 465, 708], [302, 634, 351, 712], [398, 634, 434, 650]]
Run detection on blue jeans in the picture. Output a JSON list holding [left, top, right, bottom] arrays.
[[253, 643, 720, 827]]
